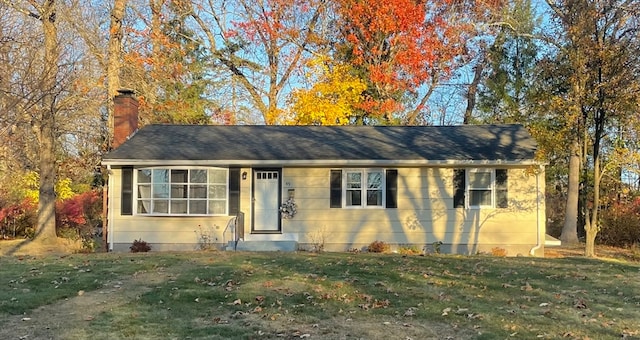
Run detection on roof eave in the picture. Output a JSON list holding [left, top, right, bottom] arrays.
[[102, 159, 543, 167]]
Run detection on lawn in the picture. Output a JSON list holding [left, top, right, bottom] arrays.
[[1, 250, 639, 340]]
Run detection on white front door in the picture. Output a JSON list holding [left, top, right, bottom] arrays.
[[253, 170, 280, 232]]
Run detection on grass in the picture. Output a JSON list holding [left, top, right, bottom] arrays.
[[1, 251, 639, 339]]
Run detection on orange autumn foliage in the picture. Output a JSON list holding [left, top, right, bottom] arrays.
[[335, 0, 501, 120]]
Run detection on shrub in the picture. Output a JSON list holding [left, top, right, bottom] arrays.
[[598, 197, 640, 247], [367, 240, 390, 253], [490, 247, 508, 257], [56, 190, 101, 232], [307, 227, 327, 253], [130, 239, 152, 253], [56, 190, 102, 252], [398, 245, 421, 255], [0, 199, 37, 239], [194, 224, 217, 251]]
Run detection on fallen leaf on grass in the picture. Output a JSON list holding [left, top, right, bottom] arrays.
[[455, 308, 469, 315], [521, 282, 533, 291], [574, 298, 588, 309], [404, 307, 416, 316], [373, 299, 390, 308], [212, 317, 228, 324]]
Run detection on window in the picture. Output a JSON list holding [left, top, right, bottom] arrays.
[[453, 168, 508, 209], [468, 169, 492, 207], [136, 168, 228, 215], [330, 169, 397, 208]]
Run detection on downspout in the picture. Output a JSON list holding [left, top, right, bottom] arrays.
[[107, 165, 114, 251], [529, 166, 543, 256]]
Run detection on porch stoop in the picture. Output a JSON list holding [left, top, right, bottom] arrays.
[[227, 240, 298, 252]]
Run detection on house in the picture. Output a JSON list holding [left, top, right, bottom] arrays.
[[103, 91, 546, 255]]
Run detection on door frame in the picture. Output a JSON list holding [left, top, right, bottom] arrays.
[[251, 168, 282, 233]]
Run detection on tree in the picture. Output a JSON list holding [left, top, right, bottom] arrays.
[[1, 0, 106, 247], [117, 0, 220, 125], [333, 0, 507, 125], [108, 0, 127, 147], [175, 0, 329, 124], [0, 0, 60, 244], [285, 57, 367, 125], [545, 0, 640, 256], [476, 0, 540, 124]]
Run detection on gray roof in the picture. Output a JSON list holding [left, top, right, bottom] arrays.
[[102, 124, 538, 166]]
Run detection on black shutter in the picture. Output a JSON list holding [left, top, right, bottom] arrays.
[[228, 168, 241, 214], [121, 167, 133, 215], [453, 169, 465, 208], [385, 169, 398, 208], [496, 169, 508, 208], [330, 170, 342, 208]]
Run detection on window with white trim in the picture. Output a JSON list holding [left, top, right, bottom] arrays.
[[135, 168, 228, 215], [330, 169, 397, 208], [468, 169, 493, 207], [453, 168, 508, 209]]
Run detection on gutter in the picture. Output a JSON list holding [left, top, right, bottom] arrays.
[[107, 165, 114, 252], [102, 158, 543, 167], [529, 165, 544, 256]]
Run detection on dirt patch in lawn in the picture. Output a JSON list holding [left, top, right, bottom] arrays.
[[0, 269, 169, 340]]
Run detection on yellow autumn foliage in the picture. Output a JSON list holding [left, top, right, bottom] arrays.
[[16, 171, 75, 202], [287, 58, 366, 125]]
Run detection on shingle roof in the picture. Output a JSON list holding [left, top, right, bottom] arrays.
[[102, 124, 538, 166]]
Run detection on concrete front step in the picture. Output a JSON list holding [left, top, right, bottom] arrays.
[[227, 240, 298, 252]]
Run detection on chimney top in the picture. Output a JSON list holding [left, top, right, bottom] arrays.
[[117, 88, 135, 96], [113, 89, 139, 149]]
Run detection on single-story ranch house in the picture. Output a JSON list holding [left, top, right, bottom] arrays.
[[103, 91, 546, 256]]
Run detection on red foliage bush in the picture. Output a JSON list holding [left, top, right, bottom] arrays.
[[598, 197, 640, 247], [56, 190, 102, 238], [0, 190, 102, 240], [0, 199, 37, 239]]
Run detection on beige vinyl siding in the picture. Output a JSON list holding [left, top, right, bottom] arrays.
[[282, 167, 543, 255], [108, 167, 250, 251], [108, 165, 543, 255]]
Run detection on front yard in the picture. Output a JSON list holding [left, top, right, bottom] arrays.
[[1, 247, 639, 339]]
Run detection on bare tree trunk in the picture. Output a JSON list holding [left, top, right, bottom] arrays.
[[107, 0, 127, 148], [464, 60, 484, 124], [584, 171, 601, 260], [36, 0, 59, 244], [560, 140, 580, 244]]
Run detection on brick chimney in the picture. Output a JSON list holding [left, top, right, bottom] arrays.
[[113, 89, 139, 149]]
